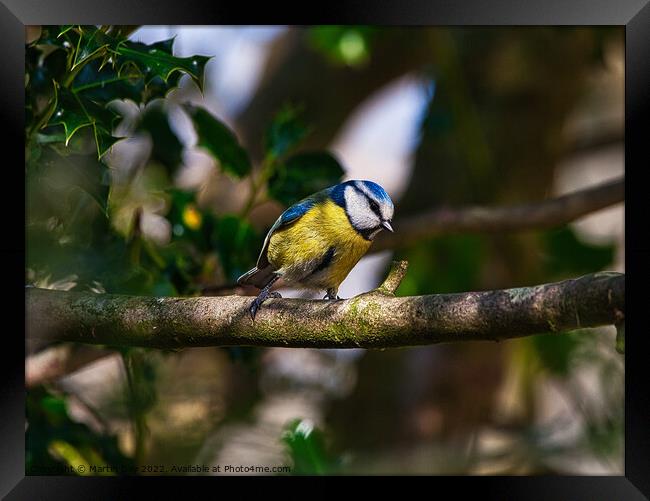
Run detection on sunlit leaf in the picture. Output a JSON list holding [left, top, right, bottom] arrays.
[[114, 40, 210, 92], [57, 25, 75, 37], [183, 104, 251, 178], [26, 387, 134, 476], [33, 25, 71, 51], [50, 86, 92, 141], [72, 26, 117, 69], [281, 419, 338, 475], [72, 59, 144, 103], [48, 440, 94, 476], [267, 152, 344, 206], [125, 37, 175, 56], [49, 85, 120, 158]]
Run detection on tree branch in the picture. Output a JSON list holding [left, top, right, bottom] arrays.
[[26, 263, 624, 350], [373, 178, 624, 252]]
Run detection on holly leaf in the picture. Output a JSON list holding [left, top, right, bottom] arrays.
[[72, 26, 118, 69], [49, 85, 120, 159], [268, 152, 344, 206], [125, 37, 175, 56], [114, 40, 211, 92], [72, 59, 144, 103], [57, 25, 75, 37], [183, 104, 251, 178]]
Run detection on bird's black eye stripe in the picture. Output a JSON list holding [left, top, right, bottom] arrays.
[[351, 184, 382, 218], [368, 198, 381, 217]]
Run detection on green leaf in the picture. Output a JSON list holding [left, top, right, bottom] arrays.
[[57, 25, 75, 37], [125, 37, 175, 56], [264, 106, 309, 160], [33, 26, 72, 51], [136, 105, 184, 174], [72, 26, 118, 69], [40, 395, 68, 425], [49, 85, 120, 158], [183, 104, 251, 178], [267, 152, 344, 206], [27, 387, 135, 475], [113, 40, 211, 92], [72, 59, 144, 103], [50, 86, 92, 141], [281, 419, 338, 475]]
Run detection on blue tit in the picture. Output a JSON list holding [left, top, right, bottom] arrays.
[[238, 179, 395, 320]]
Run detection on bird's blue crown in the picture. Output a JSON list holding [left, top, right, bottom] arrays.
[[330, 180, 393, 209]]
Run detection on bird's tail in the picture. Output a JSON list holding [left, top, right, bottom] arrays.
[[237, 265, 277, 289]]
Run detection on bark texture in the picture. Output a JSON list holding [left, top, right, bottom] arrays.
[[26, 262, 625, 350]]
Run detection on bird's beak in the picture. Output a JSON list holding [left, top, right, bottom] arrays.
[[381, 220, 394, 233]]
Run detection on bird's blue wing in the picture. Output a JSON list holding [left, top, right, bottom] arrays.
[[255, 196, 317, 269]]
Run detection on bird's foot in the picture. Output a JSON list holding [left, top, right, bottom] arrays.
[[248, 276, 282, 321], [249, 298, 262, 321], [249, 291, 282, 321], [323, 292, 342, 301]]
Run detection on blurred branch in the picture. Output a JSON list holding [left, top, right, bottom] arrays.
[[373, 178, 624, 252], [27, 262, 624, 350], [26, 344, 115, 388]]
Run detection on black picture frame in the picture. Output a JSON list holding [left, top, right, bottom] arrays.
[[5, 1, 649, 497]]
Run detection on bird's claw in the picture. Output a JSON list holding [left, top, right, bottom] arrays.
[[249, 301, 261, 321], [249, 291, 282, 321], [323, 293, 342, 301]]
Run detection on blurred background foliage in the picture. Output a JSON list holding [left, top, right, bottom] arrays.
[[26, 25, 624, 475]]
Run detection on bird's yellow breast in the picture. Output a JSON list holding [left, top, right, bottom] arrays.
[[267, 199, 372, 289]]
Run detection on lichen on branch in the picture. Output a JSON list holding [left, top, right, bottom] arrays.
[[26, 262, 625, 350]]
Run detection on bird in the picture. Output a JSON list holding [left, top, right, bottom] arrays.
[[238, 179, 395, 320]]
